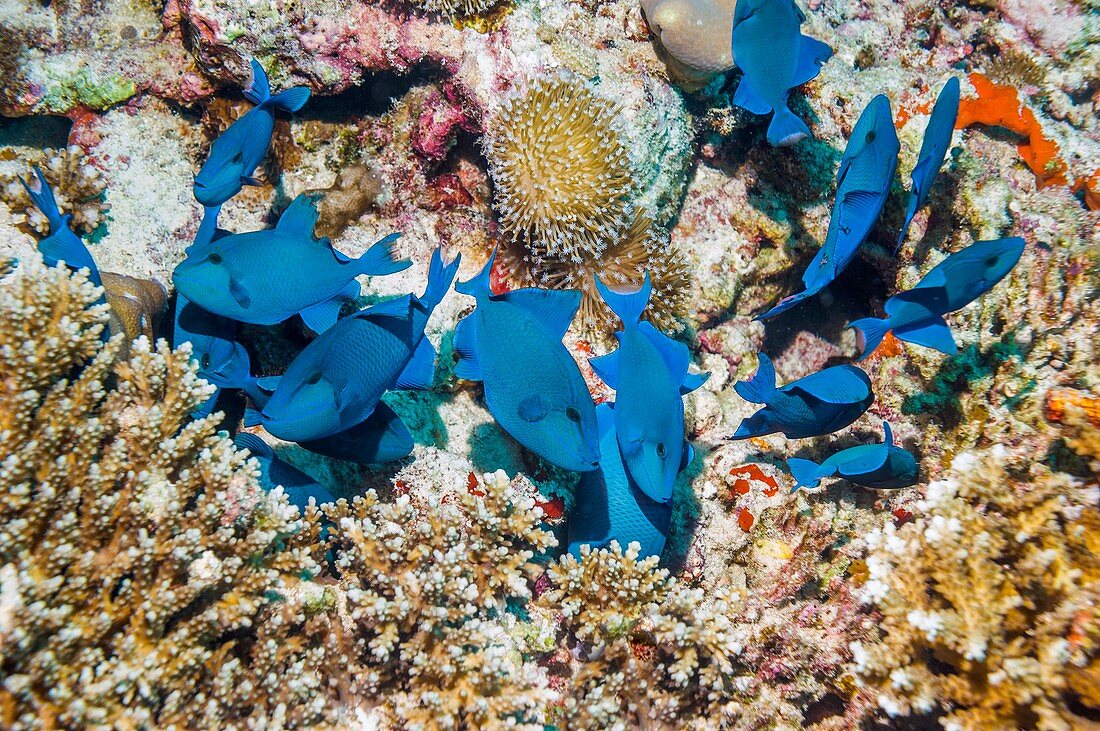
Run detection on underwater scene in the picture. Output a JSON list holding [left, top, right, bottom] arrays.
[[0, 0, 1097, 728]]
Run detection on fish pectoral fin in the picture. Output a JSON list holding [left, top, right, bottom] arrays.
[[502, 288, 581, 340], [837, 188, 886, 231], [255, 376, 282, 393], [452, 315, 483, 381], [517, 395, 550, 423], [275, 193, 322, 239], [589, 350, 621, 389], [679, 441, 695, 472], [733, 78, 773, 116], [395, 339, 436, 391], [229, 277, 252, 309], [894, 316, 957, 355], [299, 297, 344, 334]]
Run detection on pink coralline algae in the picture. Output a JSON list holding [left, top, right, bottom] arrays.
[[411, 87, 476, 161]]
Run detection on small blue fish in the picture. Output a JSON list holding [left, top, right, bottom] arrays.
[[259, 248, 460, 442], [850, 237, 1025, 358], [233, 432, 335, 510], [590, 274, 707, 503], [756, 94, 900, 320], [787, 421, 918, 491], [22, 167, 102, 289], [454, 251, 600, 472], [193, 60, 310, 207], [172, 193, 410, 329], [731, 353, 873, 439], [897, 77, 960, 250], [731, 0, 833, 146], [568, 403, 674, 560]]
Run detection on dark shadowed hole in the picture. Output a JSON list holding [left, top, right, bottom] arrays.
[[0, 114, 73, 149]]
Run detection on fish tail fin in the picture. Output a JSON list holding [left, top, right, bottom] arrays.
[[767, 107, 812, 147], [849, 317, 891, 361], [594, 272, 651, 327], [242, 60, 271, 105], [787, 458, 825, 492], [266, 86, 311, 113], [21, 167, 65, 230], [455, 248, 496, 298], [419, 247, 461, 312], [357, 233, 411, 277], [233, 431, 274, 460], [734, 353, 777, 404]]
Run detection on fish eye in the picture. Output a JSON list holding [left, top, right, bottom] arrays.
[[865, 131, 876, 143], [984, 255, 999, 267], [565, 407, 581, 423], [306, 372, 323, 385], [207, 252, 223, 265], [656, 442, 667, 459], [232, 151, 243, 163], [200, 353, 211, 370]]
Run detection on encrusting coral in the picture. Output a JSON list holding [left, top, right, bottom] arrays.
[[853, 443, 1100, 730], [0, 256, 342, 729], [0, 146, 108, 236]]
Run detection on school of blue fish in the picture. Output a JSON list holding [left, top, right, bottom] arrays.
[[21, 33, 1025, 563]]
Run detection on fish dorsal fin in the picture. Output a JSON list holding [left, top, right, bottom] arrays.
[[234, 432, 274, 461], [503, 287, 581, 341], [883, 421, 895, 447], [453, 314, 483, 381], [786, 365, 871, 405], [885, 285, 950, 317], [395, 338, 435, 391], [734, 353, 778, 404], [589, 350, 621, 390], [893, 315, 957, 354], [243, 59, 271, 105], [518, 394, 549, 423], [355, 295, 415, 322], [792, 35, 833, 86], [637, 321, 693, 382], [839, 432, 892, 476], [275, 194, 321, 239]]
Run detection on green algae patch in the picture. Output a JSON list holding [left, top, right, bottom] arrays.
[[37, 66, 137, 113], [902, 333, 1025, 420]]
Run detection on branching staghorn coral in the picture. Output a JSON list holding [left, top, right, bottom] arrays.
[[0, 146, 108, 235], [853, 445, 1100, 730], [0, 256, 342, 729]]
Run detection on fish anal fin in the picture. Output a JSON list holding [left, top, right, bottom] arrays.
[[792, 35, 832, 86], [300, 297, 344, 334], [395, 338, 435, 391], [894, 315, 957, 354], [453, 315, 483, 381], [885, 285, 950, 317]]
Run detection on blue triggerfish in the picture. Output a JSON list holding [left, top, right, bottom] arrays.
[[454, 251, 600, 472], [21, 167, 102, 289], [568, 403, 674, 560], [193, 60, 311, 207], [172, 193, 410, 330], [756, 94, 899, 320], [258, 248, 460, 442], [233, 432, 336, 511], [730, 0, 833, 146], [787, 421, 918, 492], [731, 353, 873, 439], [590, 273, 707, 503], [298, 402, 414, 465], [849, 237, 1025, 359], [897, 77, 961, 250]]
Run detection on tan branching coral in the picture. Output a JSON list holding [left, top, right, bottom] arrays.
[[0, 146, 108, 235], [485, 75, 633, 261], [854, 446, 1100, 730], [0, 256, 343, 729], [537, 542, 741, 729]]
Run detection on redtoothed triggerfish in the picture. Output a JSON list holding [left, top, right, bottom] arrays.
[[21, 167, 102, 290], [731, 353, 873, 439], [756, 95, 899, 320], [172, 193, 410, 330], [590, 273, 707, 503], [454, 250, 600, 472], [787, 421, 918, 492], [849, 237, 1025, 359], [897, 77, 960, 250], [233, 433, 336, 510], [731, 0, 833, 146], [258, 248, 459, 442], [193, 60, 310, 207], [568, 403, 675, 560]]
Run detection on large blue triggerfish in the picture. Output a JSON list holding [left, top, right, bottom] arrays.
[[567, 403, 674, 560], [233, 432, 336, 510], [756, 94, 900, 320], [849, 237, 1025, 358], [21, 167, 102, 290], [193, 60, 311, 207], [258, 248, 460, 442], [730, 0, 833, 146], [731, 353, 873, 439], [787, 421, 918, 492], [298, 402, 414, 466], [454, 251, 600, 472], [172, 193, 410, 330], [897, 77, 961, 250], [590, 273, 707, 503], [173, 294, 255, 417]]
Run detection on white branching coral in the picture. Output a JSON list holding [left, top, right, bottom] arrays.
[[0, 146, 109, 235], [855, 446, 1100, 730]]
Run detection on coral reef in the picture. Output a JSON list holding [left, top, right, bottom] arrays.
[[0, 146, 108, 236]]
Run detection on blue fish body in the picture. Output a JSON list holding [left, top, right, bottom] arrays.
[[193, 60, 311, 206], [850, 237, 1025, 358], [568, 403, 673, 559], [454, 251, 600, 472], [731, 354, 873, 439], [233, 433, 335, 510], [731, 0, 832, 146], [757, 95, 900, 320], [172, 194, 410, 328], [299, 402, 414, 465], [590, 274, 708, 503], [897, 77, 961, 250], [259, 248, 459, 442], [22, 167, 102, 290], [787, 421, 918, 491]]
